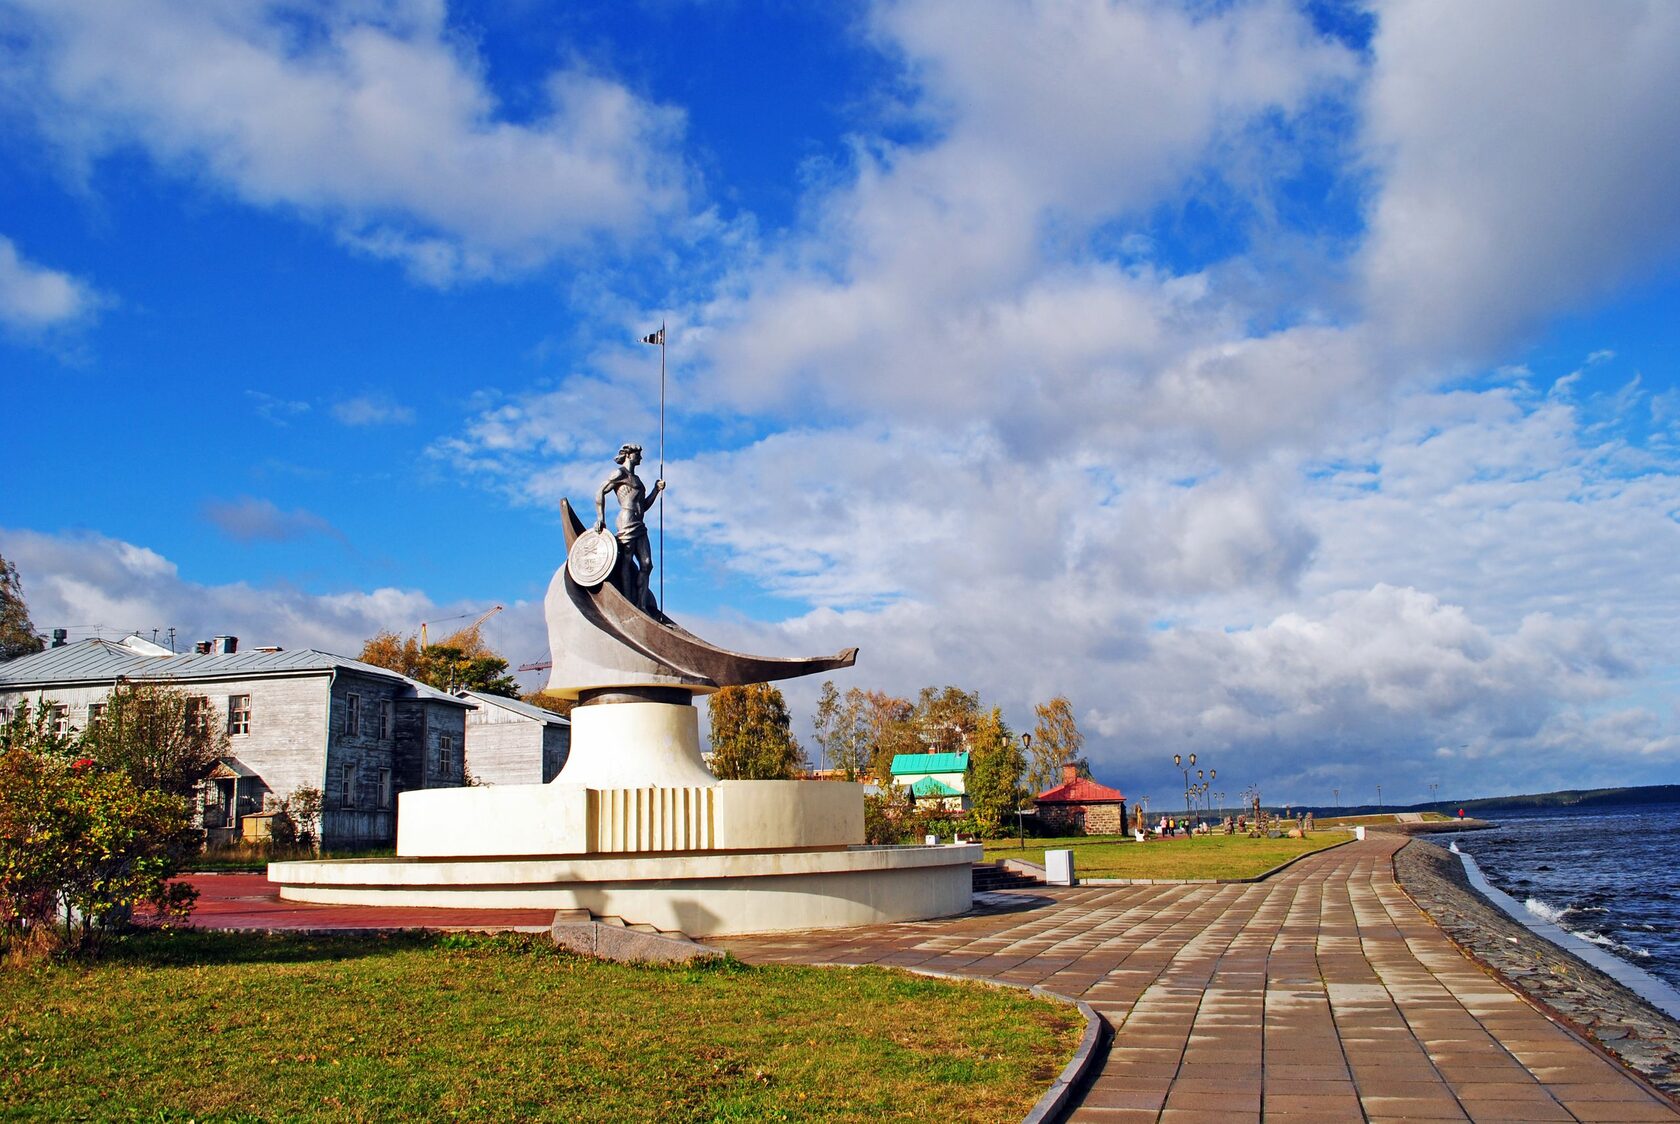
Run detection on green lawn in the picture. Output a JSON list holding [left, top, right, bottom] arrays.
[[0, 931, 1081, 1122], [983, 832, 1347, 880]]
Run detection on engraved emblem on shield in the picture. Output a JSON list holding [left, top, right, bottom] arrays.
[[567, 530, 619, 588]]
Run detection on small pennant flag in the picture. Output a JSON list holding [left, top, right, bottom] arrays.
[[641, 327, 664, 346]]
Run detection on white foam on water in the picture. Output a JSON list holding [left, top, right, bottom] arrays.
[[1525, 896, 1568, 925], [1452, 846, 1680, 1021]]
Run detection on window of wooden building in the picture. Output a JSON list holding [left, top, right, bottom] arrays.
[[341, 763, 357, 808], [227, 694, 251, 736], [344, 693, 361, 737]]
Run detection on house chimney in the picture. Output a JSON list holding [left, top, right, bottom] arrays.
[[1062, 763, 1078, 785], [214, 635, 238, 654], [50, 628, 67, 648], [195, 641, 213, 654]]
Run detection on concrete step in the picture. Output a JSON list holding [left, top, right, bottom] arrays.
[[550, 908, 720, 964]]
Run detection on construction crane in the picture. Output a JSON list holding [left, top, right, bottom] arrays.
[[420, 605, 502, 648], [517, 656, 552, 672]]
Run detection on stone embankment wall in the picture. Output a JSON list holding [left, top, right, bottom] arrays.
[[1396, 838, 1680, 1099]]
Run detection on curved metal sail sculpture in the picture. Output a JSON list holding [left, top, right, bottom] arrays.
[[543, 498, 857, 699]]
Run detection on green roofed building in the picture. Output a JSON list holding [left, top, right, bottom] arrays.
[[890, 751, 969, 812]]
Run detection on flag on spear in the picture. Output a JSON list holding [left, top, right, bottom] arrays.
[[641, 327, 664, 346]]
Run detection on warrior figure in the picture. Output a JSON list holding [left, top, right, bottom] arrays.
[[595, 443, 665, 612]]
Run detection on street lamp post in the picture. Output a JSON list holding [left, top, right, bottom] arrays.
[[1376, 783, 1383, 809], [1017, 732, 1031, 847], [1174, 753, 1196, 825]]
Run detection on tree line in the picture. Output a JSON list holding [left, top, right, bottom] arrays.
[[706, 680, 1088, 842]]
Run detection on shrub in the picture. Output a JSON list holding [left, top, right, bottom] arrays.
[[0, 745, 198, 955], [0, 701, 199, 956], [268, 786, 323, 853]]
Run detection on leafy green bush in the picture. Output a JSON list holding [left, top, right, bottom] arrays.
[[0, 702, 198, 956]]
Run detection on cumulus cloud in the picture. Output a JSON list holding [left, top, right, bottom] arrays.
[[0, 234, 99, 332], [0, 526, 544, 666], [423, 1, 1680, 801], [202, 497, 342, 544], [1359, 0, 1680, 360], [1, 0, 689, 283]]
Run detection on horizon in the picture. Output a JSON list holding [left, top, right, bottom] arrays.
[[4, 0, 1679, 808]]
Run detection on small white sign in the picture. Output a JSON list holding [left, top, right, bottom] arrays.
[[1045, 848, 1075, 886], [1355, 825, 1366, 841], [925, 833, 939, 846]]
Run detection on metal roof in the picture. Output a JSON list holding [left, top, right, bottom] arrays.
[[890, 751, 970, 775], [458, 690, 570, 726], [908, 775, 960, 797], [0, 638, 471, 708]]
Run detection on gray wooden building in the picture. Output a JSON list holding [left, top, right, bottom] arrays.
[[457, 689, 570, 785], [0, 635, 473, 849]]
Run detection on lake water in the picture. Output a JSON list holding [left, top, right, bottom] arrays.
[[1451, 801, 1680, 995]]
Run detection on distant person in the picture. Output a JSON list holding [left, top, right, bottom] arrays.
[[1458, 808, 1465, 819]]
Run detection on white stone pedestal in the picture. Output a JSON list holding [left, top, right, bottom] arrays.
[[560, 701, 716, 789]]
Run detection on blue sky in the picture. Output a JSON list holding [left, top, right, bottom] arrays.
[[3, 0, 1679, 806]]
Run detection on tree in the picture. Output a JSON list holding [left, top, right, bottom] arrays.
[[78, 683, 228, 799], [860, 691, 919, 782], [966, 707, 1027, 837], [520, 691, 574, 719], [0, 553, 45, 661], [708, 683, 807, 779], [359, 628, 520, 698], [912, 686, 982, 755], [811, 681, 868, 779], [1028, 695, 1084, 793]]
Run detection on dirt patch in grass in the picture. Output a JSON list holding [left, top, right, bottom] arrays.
[[0, 930, 1082, 1122], [984, 832, 1345, 880]]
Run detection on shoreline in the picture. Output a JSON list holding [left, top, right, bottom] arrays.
[[1396, 837, 1680, 1099]]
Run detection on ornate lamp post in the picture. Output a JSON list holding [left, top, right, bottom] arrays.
[[1174, 753, 1195, 824]]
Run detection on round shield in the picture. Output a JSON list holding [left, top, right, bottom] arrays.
[[567, 529, 619, 588]]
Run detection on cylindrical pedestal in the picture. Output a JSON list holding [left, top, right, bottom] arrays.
[[557, 700, 717, 789]]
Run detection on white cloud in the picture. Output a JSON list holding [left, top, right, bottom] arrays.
[[0, 526, 545, 668], [1359, 0, 1680, 360], [427, 1, 1680, 801], [332, 394, 416, 427], [2, 0, 689, 283], [0, 233, 99, 332]]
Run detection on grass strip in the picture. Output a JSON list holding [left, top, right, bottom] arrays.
[[983, 832, 1345, 880], [1, 930, 1081, 1122]]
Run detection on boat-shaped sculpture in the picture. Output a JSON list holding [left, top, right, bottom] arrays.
[[269, 438, 978, 940], [546, 498, 857, 699]]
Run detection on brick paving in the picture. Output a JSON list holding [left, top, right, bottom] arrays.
[[175, 872, 553, 931], [715, 836, 1680, 1123]]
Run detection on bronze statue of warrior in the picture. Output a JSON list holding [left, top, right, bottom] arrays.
[[595, 443, 665, 612]]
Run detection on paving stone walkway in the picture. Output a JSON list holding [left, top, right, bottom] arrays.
[[715, 836, 1680, 1123]]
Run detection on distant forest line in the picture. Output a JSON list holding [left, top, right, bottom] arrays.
[[1298, 783, 1680, 818]]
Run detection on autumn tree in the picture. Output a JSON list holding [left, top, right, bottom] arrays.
[[519, 691, 574, 719], [0, 553, 45, 661], [1028, 695, 1084, 793], [79, 682, 228, 799], [912, 686, 982, 756], [965, 706, 1027, 837], [708, 683, 807, 780], [358, 627, 519, 698]]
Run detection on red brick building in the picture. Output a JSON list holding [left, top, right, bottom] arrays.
[[1034, 765, 1126, 834]]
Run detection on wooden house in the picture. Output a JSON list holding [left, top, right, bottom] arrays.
[[457, 689, 570, 785], [0, 635, 473, 849]]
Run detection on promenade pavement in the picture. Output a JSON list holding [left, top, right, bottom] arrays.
[[716, 836, 1680, 1123]]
